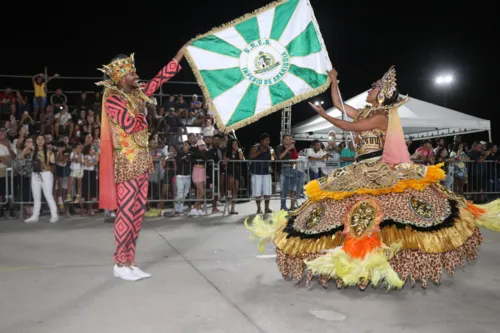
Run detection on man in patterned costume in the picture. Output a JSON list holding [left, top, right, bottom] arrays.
[[246, 66, 500, 290], [97, 44, 188, 281]]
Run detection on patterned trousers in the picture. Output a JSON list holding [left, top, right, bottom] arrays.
[[113, 172, 149, 265]]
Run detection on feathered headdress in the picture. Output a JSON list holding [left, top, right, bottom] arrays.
[[376, 66, 411, 165], [373, 65, 398, 105]]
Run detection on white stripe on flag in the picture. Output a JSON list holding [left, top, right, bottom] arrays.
[[256, 7, 275, 39], [279, 0, 312, 47], [291, 53, 329, 75], [214, 27, 248, 51], [213, 79, 252, 124], [282, 72, 312, 97], [186, 46, 240, 70], [254, 85, 272, 115]]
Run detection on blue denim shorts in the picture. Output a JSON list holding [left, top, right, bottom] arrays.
[[33, 96, 47, 108]]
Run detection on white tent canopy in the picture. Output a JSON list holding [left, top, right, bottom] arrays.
[[292, 91, 491, 141]]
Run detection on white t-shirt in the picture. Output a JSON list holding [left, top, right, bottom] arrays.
[[0, 144, 10, 177], [307, 148, 327, 172], [70, 152, 82, 170], [201, 126, 215, 137], [84, 155, 96, 171], [55, 112, 72, 126]]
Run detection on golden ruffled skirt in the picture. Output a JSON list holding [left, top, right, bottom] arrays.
[[245, 160, 500, 290]]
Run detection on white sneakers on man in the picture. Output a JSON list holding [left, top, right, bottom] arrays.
[[131, 266, 152, 278], [113, 265, 152, 281]]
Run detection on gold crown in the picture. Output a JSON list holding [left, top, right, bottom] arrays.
[[373, 66, 397, 101], [97, 53, 136, 83]]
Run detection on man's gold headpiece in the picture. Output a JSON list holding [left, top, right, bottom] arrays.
[[97, 53, 136, 84]]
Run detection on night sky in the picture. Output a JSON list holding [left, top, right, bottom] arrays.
[[2, 1, 496, 148]]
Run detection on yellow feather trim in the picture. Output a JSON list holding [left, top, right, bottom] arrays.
[[304, 242, 404, 290], [244, 210, 288, 253], [275, 206, 478, 256], [475, 199, 500, 231], [305, 164, 445, 202]]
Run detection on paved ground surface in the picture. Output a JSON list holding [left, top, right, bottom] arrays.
[[1, 201, 500, 333]]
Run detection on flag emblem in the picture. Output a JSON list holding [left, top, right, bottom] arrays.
[[185, 0, 332, 131]]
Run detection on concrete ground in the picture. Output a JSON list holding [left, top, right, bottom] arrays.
[[1, 201, 500, 333]]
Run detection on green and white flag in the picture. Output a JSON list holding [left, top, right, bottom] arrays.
[[185, 0, 332, 131]]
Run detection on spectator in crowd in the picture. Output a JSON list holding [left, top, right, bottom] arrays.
[[307, 139, 328, 180], [450, 142, 469, 194], [411, 139, 435, 165], [176, 94, 189, 119], [15, 137, 34, 218], [189, 140, 209, 216], [93, 92, 102, 111], [201, 118, 216, 137], [147, 137, 163, 214], [15, 90, 30, 119], [32, 73, 59, 119], [484, 143, 499, 195], [50, 88, 68, 111], [0, 87, 16, 117], [82, 144, 99, 216], [275, 134, 299, 211], [161, 144, 177, 213], [206, 134, 224, 214], [190, 94, 202, 112], [24, 135, 58, 223], [163, 94, 176, 110], [65, 142, 83, 204], [76, 92, 92, 113], [224, 138, 244, 214], [249, 133, 273, 214], [55, 141, 71, 215], [340, 140, 356, 167], [324, 138, 341, 174], [5, 115, 18, 139], [164, 107, 185, 145], [435, 147, 454, 189], [434, 137, 447, 155], [40, 105, 54, 136], [175, 141, 192, 215], [0, 128, 16, 218], [54, 105, 74, 138]]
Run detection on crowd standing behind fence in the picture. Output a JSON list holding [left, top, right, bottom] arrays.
[[0, 75, 498, 220]]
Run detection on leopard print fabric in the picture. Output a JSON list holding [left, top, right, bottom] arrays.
[[378, 187, 451, 228], [113, 150, 154, 184], [290, 187, 454, 237], [276, 228, 482, 289]]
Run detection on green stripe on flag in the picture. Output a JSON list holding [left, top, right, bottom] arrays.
[[289, 65, 328, 89], [269, 81, 295, 106], [200, 68, 245, 100], [235, 17, 260, 44], [270, 0, 299, 41], [192, 35, 242, 58], [286, 22, 322, 57], [227, 84, 260, 126]]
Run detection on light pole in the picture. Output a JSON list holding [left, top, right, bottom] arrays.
[[434, 74, 454, 107]]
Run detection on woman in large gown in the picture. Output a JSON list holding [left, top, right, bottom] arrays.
[[246, 66, 500, 290]]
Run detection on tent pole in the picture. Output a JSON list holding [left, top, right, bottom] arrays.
[[488, 129, 492, 142]]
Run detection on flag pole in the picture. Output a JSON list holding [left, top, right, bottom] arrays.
[[336, 84, 355, 145]]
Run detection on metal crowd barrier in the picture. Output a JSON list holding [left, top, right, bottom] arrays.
[[5, 159, 500, 216]]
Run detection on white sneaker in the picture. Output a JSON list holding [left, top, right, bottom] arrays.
[[188, 209, 199, 216], [25, 216, 39, 223], [113, 265, 142, 281], [197, 209, 205, 216], [50, 216, 59, 223], [131, 266, 152, 278]]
